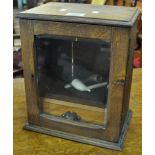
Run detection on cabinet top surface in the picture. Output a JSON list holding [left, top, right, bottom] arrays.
[[17, 2, 140, 27]]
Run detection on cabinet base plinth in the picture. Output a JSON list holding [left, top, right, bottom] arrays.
[[24, 110, 132, 150]]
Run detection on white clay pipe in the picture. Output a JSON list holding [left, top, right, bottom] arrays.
[[64, 78, 108, 92], [65, 79, 91, 92], [87, 82, 107, 90]]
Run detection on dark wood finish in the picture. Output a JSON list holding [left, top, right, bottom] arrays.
[[33, 20, 111, 41], [24, 110, 132, 150], [20, 20, 40, 125], [121, 21, 138, 126], [18, 2, 139, 150], [40, 113, 106, 130], [42, 98, 105, 124], [17, 2, 139, 27], [103, 27, 129, 141]]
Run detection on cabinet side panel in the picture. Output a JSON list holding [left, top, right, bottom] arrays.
[[104, 27, 129, 142], [20, 19, 40, 125], [121, 21, 138, 126]]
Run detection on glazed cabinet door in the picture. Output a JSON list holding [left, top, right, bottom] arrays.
[[20, 19, 130, 142]]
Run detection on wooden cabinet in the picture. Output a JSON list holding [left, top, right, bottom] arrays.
[[17, 2, 139, 150]]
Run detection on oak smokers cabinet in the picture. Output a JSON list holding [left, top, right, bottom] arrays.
[[18, 2, 139, 150]]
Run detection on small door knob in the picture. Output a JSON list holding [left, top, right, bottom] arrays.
[[31, 74, 35, 80]]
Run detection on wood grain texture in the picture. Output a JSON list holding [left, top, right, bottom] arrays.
[[23, 110, 131, 150], [33, 20, 111, 41], [43, 98, 104, 112], [121, 21, 137, 127], [31, 21, 130, 142], [18, 8, 139, 148], [20, 19, 40, 125], [32, 20, 110, 140], [103, 27, 129, 141], [17, 2, 139, 27], [19, 19, 135, 143], [13, 68, 142, 155], [42, 98, 105, 124], [18, 2, 136, 21]]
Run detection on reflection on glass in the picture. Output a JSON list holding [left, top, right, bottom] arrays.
[[35, 35, 111, 109]]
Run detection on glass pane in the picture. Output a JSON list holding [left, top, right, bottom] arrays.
[[35, 35, 111, 125]]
